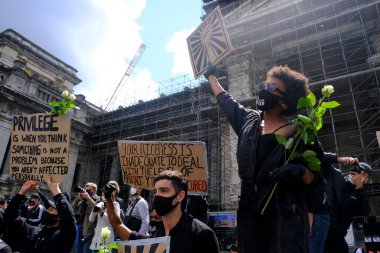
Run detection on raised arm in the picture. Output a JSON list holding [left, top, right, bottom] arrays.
[[104, 184, 132, 240], [206, 74, 225, 97]]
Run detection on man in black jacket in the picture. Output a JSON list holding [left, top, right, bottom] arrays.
[[324, 162, 372, 253], [105, 170, 220, 253], [4, 177, 76, 253]]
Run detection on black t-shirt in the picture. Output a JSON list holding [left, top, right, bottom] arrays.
[[255, 134, 278, 173]]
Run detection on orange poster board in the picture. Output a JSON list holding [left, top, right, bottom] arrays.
[[10, 113, 71, 182], [118, 140, 208, 194]]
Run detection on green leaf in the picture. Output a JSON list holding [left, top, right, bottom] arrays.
[[107, 243, 119, 249], [315, 107, 326, 117], [302, 131, 308, 144], [307, 92, 316, 107], [306, 128, 316, 144], [297, 97, 309, 109], [302, 150, 321, 172], [314, 117, 323, 130], [291, 152, 303, 160], [322, 101, 340, 109], [275, 134, 287, 146], [297, 115, 312, 124]]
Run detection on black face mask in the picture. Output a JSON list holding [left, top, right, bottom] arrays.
[[149, 220, 161, 227], [256, 89, 282, 111], [152, 194, 179, 216], [41, 211, 59, 226]]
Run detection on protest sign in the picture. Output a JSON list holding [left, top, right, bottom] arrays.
[[10, 113, 71, 182], [117, 236, 170, 253], [187, 5, 234, 79], [118, 141, 208, 194]]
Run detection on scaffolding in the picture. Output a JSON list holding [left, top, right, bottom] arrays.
[[77, 0, 380, 211]]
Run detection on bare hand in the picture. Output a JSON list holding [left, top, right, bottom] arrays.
[[18, 181, 38, 195], [81, 191, 90, 200], [46, 176, 61, 196], [338, 157, 358, 166]]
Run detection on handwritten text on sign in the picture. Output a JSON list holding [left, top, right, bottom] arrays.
[[118, 141, 208, 193], [10, 113, 71, 183]]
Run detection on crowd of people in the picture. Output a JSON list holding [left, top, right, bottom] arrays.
[[0, 65, 375, 253]]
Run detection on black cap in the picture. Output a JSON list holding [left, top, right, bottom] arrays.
[[358, 162, 373, 177]]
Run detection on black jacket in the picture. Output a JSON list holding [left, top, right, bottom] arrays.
[[329, 177, 370, 235], [217, 91, 324, 213], [4, 193, 76, 253], [130, 212, 220, 253]]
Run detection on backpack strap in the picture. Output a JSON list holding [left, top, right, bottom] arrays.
[[127, 199, 140, 217]]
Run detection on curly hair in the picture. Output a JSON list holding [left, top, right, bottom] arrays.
[[266, 65, 309, 115]]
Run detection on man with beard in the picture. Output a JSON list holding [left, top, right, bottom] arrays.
[[105, 170, 220, 253], [3, 176, 76, 253]]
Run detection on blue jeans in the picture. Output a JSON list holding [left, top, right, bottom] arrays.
[[74, 224, 83, 253], [309, 214, 330, 253]]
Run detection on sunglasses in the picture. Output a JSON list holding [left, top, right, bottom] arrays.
[[258, 82, 286, 95]]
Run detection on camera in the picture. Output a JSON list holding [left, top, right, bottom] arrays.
[[73, 185, 86, 193]]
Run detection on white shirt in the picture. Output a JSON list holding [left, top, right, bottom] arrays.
[[126, 197, 149, 234]]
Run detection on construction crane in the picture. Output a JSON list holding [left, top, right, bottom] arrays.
[[104, 43, 146, 111]]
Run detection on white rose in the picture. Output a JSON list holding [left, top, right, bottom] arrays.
[[322, 85, 334, 97], [68, 93, 76, 101], [101, 227, 111, 239], [61, 90, 69, 98]]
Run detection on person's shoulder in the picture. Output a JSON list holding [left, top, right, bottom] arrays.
[[139, 198, 149, 206], [190, 216, 213, 233]]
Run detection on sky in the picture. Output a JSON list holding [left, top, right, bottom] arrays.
[[0, 0, 203, 109]]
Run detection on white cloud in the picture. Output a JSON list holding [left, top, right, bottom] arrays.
[[166, 28, 195, 77], [69, 0, 154, 109], [119, 67, 160, 107]]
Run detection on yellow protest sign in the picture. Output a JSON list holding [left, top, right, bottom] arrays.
[[10, 113, 71, 182], [118, 141, 208, 194]]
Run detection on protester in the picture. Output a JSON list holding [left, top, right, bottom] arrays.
[[230, 243, 238, 253], [71, 182, 100, 253], [205, 65, 323, 252], [108, 180, 125, 212], [3, 176, 76, 253], [309, 153, 358, 253], [324, 162, 372, 253], [0, 198, 7, 239], [105, 170, 220, 253], [187, 195, 209, 224], [148, 208, 162, 237], [26, 193, 45, 226], [124, 186, 149, 234], [89, 200, 120, 252]]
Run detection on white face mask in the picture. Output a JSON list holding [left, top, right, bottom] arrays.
[[130, 187, 137, 196], [348, 175, 355, 185]]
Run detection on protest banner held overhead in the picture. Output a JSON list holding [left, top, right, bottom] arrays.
[[187, 5, 234, 79], [118, 140, 208, 194], [117, 236, 170, 253], [10, 113, 71, 182]]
